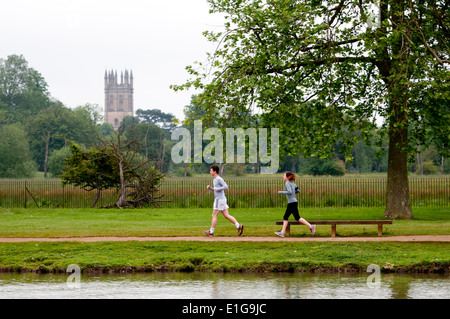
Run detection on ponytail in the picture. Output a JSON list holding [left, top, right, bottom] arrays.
[[285, 171, 296, 182]]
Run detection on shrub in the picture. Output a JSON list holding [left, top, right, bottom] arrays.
[[303, 158, 346, 176], [422, 161, 438, 175]]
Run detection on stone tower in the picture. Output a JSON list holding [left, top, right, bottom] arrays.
[[104, 69, 134, 129]]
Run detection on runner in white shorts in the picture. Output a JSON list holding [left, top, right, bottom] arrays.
[[202, 165, 244, 237]]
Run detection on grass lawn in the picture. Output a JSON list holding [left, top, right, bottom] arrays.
[[0, 207, 448, 273], [0, 206, 448, 237]]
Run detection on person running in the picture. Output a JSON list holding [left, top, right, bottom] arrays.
[[202, 165, 244, 237], [275, 171, 316, 237]]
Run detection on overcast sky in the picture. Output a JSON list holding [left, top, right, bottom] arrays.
[[0, 0, 225, 121]]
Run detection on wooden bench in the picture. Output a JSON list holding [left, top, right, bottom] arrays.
[[275, 220, 393, 237]]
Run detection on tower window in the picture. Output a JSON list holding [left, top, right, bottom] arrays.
[[118, 95, 124, 111], [109, 95, 115, 111]]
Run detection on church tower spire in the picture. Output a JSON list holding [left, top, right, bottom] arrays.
[[104, 69, 134, 130]]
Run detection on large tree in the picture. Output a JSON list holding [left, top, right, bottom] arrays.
[[0, 124, 36, 178], [26, 101, 98, 176], [172, 0, 449, 219], [135, 108, 178, 132], [0, 54, 50, 123]]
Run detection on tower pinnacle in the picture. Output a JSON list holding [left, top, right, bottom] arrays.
[[104, 69, 134, 129]]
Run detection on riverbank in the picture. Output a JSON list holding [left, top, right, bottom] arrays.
[[0, 207, 448, 274], [0, 241, 449, 274]]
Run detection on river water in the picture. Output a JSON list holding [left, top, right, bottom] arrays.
[[0, 272, 448, 299]]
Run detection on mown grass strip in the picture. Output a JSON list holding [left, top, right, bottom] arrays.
[[0, 207, 449, 238], [0, 241, 448, 274]]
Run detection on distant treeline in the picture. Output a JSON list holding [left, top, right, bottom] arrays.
[[1, 54, 448, 179]]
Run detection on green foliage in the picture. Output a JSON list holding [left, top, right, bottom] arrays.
[[302, 158, 345, 176], [135, 108, 177, 132], [0, 54, 50, 124], [61, 130, 165, 208], [26, 101, 98, 171], [123, 121, 173, 173], [421, 161, 438, 175], [73, 103, 104, 125], [48, 147, 72, 178], [0, 124, 36, 178], [170, 165, 196, 177], [100, 122, 114, 137], [60, 141, 119, 200], [174, 0, 448, 157], [172, 0, 449, 218]]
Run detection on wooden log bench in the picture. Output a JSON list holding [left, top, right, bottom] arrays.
[[275, 220, 393, 237]]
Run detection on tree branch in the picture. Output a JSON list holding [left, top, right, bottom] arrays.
[[328, 0, 347, 26], [244, 56, 376, 76], [409, 0, 449, 64]]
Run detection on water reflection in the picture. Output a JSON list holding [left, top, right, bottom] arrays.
[[0, 272, 448, 299]]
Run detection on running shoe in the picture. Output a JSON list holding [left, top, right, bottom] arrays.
[[202, 230, 214, 237], [238, 224, 244, 236], [310, 225, 316, 235], [274, 231, 285, 238]]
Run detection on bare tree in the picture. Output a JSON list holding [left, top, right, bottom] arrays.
[[97, 127, 166, 208]]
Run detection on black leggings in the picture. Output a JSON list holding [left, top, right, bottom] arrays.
[[283, 202, 300, 221]]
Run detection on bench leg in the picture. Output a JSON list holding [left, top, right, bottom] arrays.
[[286, 224, 290, 236], [331, 224, 336, 237], [378, 224, 383, 236]]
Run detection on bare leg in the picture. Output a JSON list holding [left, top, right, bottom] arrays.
[[299, 217, 312, 229], [211, 210, 220, 229], [221, 209, 238, 225], [281, 220, 289, 233]]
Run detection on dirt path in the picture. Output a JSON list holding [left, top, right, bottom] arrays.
[[0, 235, 449, 242]]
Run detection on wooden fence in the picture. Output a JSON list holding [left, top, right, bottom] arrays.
[[0, 177, 448, 209]]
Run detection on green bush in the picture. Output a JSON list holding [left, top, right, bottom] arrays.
[[422, 161, 438, 175], [48, 147, 72, 177], [303, 158, 346, 176]]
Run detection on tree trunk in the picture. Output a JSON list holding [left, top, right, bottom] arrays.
[[116, 156, 126, 208], [43, 131, 50, 178], [383, 94, 414, 220], [384, 126, 413, 219], [92, 187, 101, 208], [416, 143, 423, 175]]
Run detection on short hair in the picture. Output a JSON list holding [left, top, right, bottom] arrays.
[[210, 165, 220, 174]]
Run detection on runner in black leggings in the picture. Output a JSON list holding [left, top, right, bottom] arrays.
[[275, 171, 316, 237]]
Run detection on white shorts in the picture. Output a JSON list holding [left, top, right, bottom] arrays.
[[213, 198, 229, 211]]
